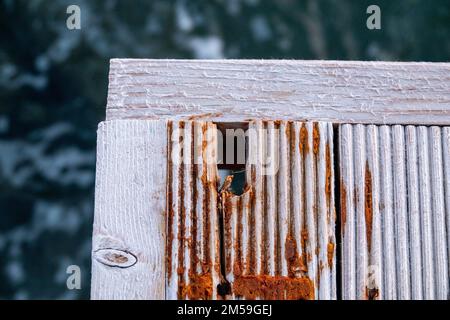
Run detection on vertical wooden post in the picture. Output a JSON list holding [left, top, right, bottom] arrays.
[[91, 120, 167, 299]]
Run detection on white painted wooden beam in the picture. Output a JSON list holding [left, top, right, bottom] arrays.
[[106, 59, 450, 125], [91, 120, 167, 300]]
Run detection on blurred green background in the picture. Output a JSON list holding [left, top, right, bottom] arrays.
[[0, 0, 449, 299]]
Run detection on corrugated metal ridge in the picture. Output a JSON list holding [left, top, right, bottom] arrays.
[[340, 124, 450, 300]]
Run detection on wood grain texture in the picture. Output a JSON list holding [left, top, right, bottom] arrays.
[[339, 124, 450, 300], [91, 120, 167, 300], [106, 59, 450, 125]]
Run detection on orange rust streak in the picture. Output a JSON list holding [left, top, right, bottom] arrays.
[[365, 162, 373, 253], [249, 166, 256, 274], [234, 196, 243, 277], [187, 112, 223, 121], [340, 179, 347, 236], [190, 126, 198, 276], [222, 190, 234, 275], [317, 260, 324, 284], [201, 123, 211, 274], [313, 122, 320, 155], [327, 242, 335, 269], [299, 124, 309, 154], [325, 143, 332, 214], [233, 275, 315, 300], [177, 121, 186, 299], [181, 273, 213, 300], [301, 229, 309, 270], [285, 236, 307, 277], [299, 123, 309, 272]]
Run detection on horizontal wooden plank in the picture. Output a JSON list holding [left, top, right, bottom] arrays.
[[107, 59, 450, 125]]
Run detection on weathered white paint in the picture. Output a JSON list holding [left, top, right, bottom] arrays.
[[91, 120, 167, 300], [340, 124, 450, 300], [106, 59, 450, 125]]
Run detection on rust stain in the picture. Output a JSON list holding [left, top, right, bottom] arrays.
[[181, 273, 213, 300], [313, 122, 320, 155], [299, 123, 309, 273], [187, 112, 223, 121], [289, 121, 296, 154], [262, 155, 269, 275], [299, 123, 309, 154], [201, 123, 211, 274], [285, 236, 307, 278], [365, 286, 379, 300], [317, 260, 324, 284], [221, 180, 255, 277], [233, 275, 315, 300], [190, 125, 198, 275], [301, 229, 309, 270], [234, 195, 244, 277], [340, 179, 347, 236], [222, 189, 234, 275], [285, 120, 292, 140], [365, 162, 373, 253], [170, 121, 220, 299], [168, 120, 335, 300], [177, 122, 186, 299], [327, 241, 335, 269], [249, 166, 256, 274], [325, 143, 332, 216]]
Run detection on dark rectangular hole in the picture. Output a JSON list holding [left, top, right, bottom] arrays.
[[215, 122, 248, 195]]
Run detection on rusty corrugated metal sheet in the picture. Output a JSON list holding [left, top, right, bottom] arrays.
[[166, 120, 336, 300], [221, 121, 336, 300], [166, 121, 221, 299], [340, 124, 450, 300]]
